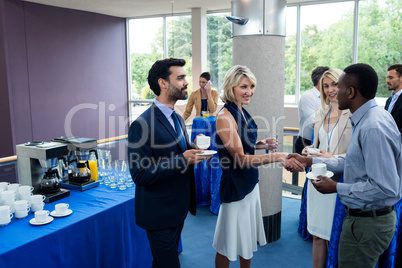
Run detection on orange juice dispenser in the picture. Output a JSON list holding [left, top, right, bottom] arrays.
[[88, 150, 98, 181]]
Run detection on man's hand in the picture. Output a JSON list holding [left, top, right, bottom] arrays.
[[285, 153, 312, 172], [183, 149, 212, 164], [311, 176, 338, 194]]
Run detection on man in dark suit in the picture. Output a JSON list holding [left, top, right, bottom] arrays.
[[128, 58, 212, 268], [385, 64, 402, 132]]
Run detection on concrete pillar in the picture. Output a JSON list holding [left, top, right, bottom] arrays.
[[191, 7, 207, 89], [231, 0, 286, 243]]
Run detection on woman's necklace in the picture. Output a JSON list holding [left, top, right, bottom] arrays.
[[326, 106, 340, 152]]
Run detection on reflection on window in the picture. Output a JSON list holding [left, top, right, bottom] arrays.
[[358, 0, 401, 98], [207, 12, 232, 94]]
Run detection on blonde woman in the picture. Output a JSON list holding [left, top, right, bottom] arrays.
[[183, 72, 219, 120], [302, 68, 353, 268], [213, 65, 302, 268]]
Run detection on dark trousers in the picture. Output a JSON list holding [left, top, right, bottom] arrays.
[[339, 210, 396, 267], [146, 223, 184, 268], [294, 136, 312, 155]]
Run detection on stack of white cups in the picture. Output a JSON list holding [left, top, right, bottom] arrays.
[[19, 185, 34, 204], [0, 205, 13, 226], [1, 190, 16, 213], [7, 183, 20, 200], [30, 195, 45, 212], [0, 182, 9, 199], [14, 200, 30, 219]]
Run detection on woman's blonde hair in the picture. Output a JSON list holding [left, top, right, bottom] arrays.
[[320, 68, 343, 108], [221, 65, 257, 104]]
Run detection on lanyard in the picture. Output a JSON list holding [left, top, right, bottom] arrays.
[[326, 106, 340, 152], [352, 104, 378, 133]]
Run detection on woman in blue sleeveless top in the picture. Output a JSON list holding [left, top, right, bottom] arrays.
[[212, 65, 303, 268]]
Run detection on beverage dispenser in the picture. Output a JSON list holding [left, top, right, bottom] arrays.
[[16, 141, 70, 202]]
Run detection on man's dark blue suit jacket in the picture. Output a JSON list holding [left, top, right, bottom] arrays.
[[128, 103, 196, 230], [385, 95, 402, 133]]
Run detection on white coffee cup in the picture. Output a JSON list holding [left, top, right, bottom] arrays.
[[55, 203, 69, 215], [0, 205, 11, 217], [1, 190, 16, 201], [196, 135, 210, 150], [31, 202, 44, 212], [35, 210, 50, 223], [19, 185, 34, 195], [311, 163, 327, 177], [14, 200, 29, 210], [31, 194, 46, 203], [0, 182, 9, 190], [0, 213, 13, 225], [307, 148, 320, 157], [15, 207, 30, 219], [19, 193, 32, 203]]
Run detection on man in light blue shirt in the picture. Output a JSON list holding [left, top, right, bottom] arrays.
[[287, 63, 402, 267]]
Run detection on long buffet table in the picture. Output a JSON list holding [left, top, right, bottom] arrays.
[[0, 185, 153, 268]]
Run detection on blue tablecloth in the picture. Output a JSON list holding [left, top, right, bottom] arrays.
[[191, 116, 222, 215], [298, 174, 402, 267], [0, 185, 153, 268]]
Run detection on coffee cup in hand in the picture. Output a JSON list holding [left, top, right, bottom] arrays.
[[196, 136, 210, 150], [311, 163, 327, 178]]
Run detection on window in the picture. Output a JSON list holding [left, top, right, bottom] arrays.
[[286, 0, 400, 104], [207, 12, 232, 94], [284, 6, 297, 103], [357, 0, 401, 98]]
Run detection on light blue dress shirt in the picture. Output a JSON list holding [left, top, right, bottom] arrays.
[[314, 99, 402, 210], [154, 99, 185, 137]]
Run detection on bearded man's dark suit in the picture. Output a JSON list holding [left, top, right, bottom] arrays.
[[128, 103, 196, 267], [385, 95, 402, 133]]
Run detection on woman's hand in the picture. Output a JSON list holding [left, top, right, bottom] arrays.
[[308, 150, 334, 158], [277, 153, 305, 171], [301, 146, 311, 156], [204, 80, 211, 92], [255, 138, 278, 151]]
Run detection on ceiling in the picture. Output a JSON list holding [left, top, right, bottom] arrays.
[[22, 0, 306, 18], [22, 0, 231, 18]]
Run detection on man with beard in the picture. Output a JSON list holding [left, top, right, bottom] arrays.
[[128, 58, 212, 268], [385, 64, 402, 132]]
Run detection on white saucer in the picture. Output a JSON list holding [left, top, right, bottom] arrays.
[[50, 209, 73, 218], [196, 150, 217, 156], [306, 171, 334, 181], [29, 216, 54, 225]]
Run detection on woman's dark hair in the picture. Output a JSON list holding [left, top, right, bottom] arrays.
[[200, 72, 210, 81], [147, 58, 186, 96], [343, 63, 378, 100]]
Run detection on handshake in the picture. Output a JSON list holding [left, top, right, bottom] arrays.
[[283, 153, 312, 172], [283, 153, 338, 194]]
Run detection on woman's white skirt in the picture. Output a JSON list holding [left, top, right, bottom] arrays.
[[212, 184, 267, 261], [307, 179, 337, 240]]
